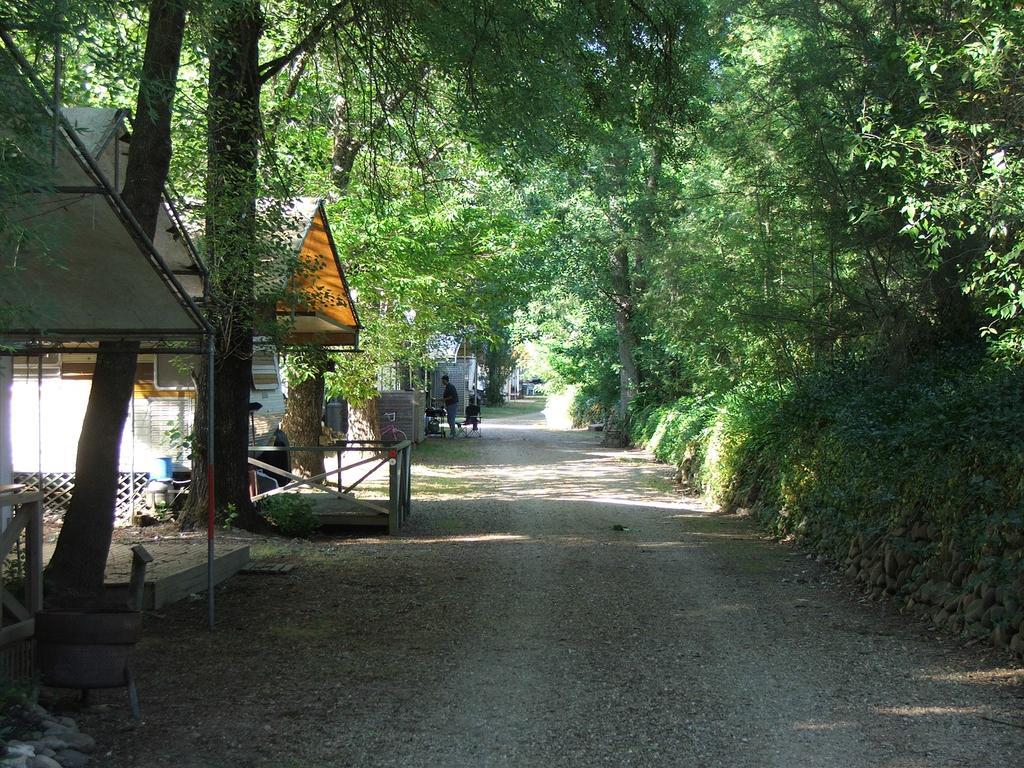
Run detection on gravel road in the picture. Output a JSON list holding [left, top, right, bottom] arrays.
[[77, 398, 1023, 767]]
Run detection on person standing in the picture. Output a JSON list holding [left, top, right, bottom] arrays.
[[441, 374, 459, 438]]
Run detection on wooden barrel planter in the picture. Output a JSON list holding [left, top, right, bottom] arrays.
[[34, 545, 152, 717], [35, 610, 142, 716]]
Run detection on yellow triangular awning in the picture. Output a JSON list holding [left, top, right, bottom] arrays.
[[275, 199, 360, 349]]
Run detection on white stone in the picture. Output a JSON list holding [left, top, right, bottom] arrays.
[[59, 736, 93, 755], [28, 738, 66, 752], [53, 750, 90, 768]]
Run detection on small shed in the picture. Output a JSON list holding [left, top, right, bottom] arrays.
[[432, 357, 480, 417]]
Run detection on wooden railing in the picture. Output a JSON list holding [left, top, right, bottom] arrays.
[[0, 485, 44, 648], [247, 440, 413, 534]]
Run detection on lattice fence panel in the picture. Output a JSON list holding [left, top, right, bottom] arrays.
[[13, 472, 74, 515], [117, 474, 149, 517], [12, 471, 149, 519]]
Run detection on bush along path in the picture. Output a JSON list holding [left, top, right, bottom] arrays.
[[54, 398, 1024, 766], [631, 353, 1024, 662]]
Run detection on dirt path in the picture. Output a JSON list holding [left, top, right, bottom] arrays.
[[76, 398, 1023, 767]]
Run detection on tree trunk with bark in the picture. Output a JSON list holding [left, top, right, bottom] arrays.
[[281, 372, 325, 476], [45, 0, 187, 599], [609, 242, 639, 417], [185, 0, 264, 530], [45, 343, 139, 597], [346, 400, 380, 441]]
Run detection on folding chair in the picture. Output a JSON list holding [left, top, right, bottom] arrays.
[[455, 403, 482, 437]]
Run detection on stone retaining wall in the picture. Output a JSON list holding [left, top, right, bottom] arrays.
[[843, 521, 1024, 659]]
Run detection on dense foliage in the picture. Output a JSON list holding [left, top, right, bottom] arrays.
[[2, 2, 1023, 596], [514, 1, 1024, 598], [630, 352, 1024, 578]]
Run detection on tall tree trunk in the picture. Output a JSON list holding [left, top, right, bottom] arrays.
[[346, 398, 380, 440], [186, 0, 264, 529], [46, 343, 139, 597], [484, 336, 512, 407], [609, 242, 639, 417], [931, 236, 983, 346], [281, 370, 325, 476], [46, 0, 187, 599], [604, 142, 660, 436]]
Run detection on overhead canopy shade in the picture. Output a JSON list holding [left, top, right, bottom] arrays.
[[61, 107, 207, 302], [2, 192, 206, 342], [275, 198, 361, 349], [0, 31, 219, 632], [0, 55, 208, 347]]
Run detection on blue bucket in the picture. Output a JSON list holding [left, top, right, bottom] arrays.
[[151, 456, 173, 481]]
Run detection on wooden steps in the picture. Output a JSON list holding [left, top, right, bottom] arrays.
[[308, 493, 390, 528]]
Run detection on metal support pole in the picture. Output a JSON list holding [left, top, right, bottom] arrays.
[[206, 335, 216, 631], [388, 453, 399, 535], [403, 444, 412, 523], [25, 496, 43, 615]]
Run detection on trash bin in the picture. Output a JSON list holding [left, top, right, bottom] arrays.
[[325, 400, 344, 433], [151, 456, 173, 481]]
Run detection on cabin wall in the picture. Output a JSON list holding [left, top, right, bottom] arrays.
[[249, 387, 286, 446], [431, 358, 479, 417], [9, 352, 287, 476]]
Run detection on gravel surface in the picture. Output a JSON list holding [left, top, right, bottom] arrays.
[[66, 398, 1023, 767]]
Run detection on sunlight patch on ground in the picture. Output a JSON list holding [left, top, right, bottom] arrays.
[[542, 495, 693, 511], [915, 668, 1024, 685], [482, 421, 556, 432], [791, 721, 857, 732], [331, 533, 697, 548], [416, 467, 478, 478], [873, 706, 983, 717], [411, 457, 706, 512], [679, 531, 757, 541], [337, 533, 532, 546]]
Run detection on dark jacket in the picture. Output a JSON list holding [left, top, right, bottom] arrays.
[[443, 382, 459, 407]]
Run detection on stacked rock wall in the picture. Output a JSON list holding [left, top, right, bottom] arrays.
[[843, 521, 1024, 659]]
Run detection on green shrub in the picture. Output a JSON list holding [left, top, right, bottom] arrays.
[[569, 391, 610, 428], [709, 351, 1024, 561], [259, 494, 318, 538], [630, 395, 718, 485], [637, 350, 1024, 566]]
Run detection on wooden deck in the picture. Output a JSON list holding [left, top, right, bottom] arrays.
[[308, 493, 390, 529], [42, 539, 250, 611]]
